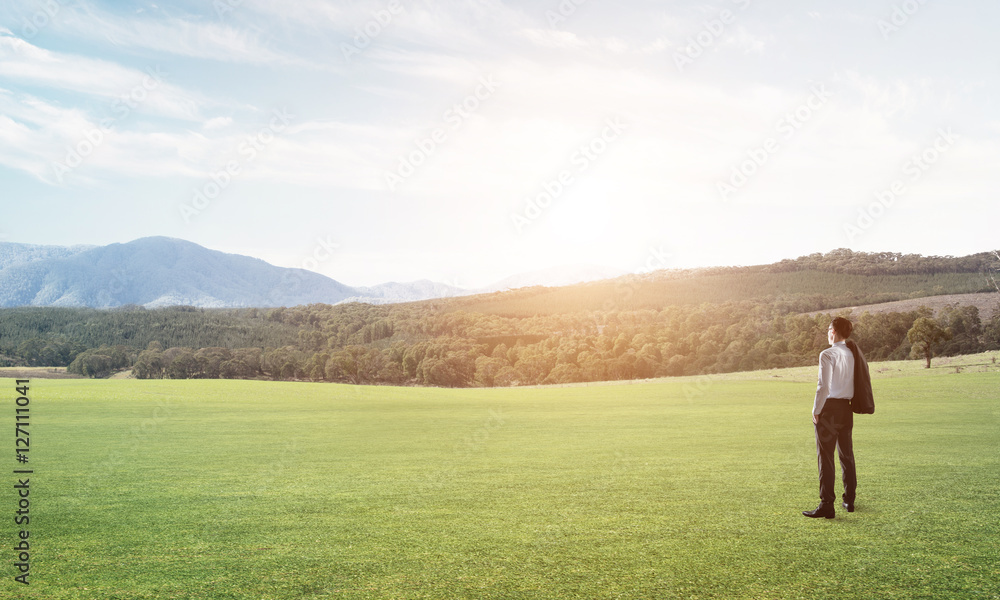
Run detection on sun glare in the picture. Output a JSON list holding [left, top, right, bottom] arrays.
[[547, 190, 613, 248]]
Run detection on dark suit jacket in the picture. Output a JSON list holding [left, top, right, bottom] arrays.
[[845, 339, 874, 414]]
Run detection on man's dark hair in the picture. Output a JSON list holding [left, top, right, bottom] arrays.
[[831, 316, 853, 339]]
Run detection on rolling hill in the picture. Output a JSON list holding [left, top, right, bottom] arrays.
[[801, 291, 1000, 321], [429, 250, 998, 317], [1, 240, 997, 322]]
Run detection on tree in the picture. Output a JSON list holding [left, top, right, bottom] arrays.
[[907, 317, 952, 368], [195, 347, 231, 379], [493, 365, 520, 387], [16, 339, 43, 366], [543, 363, 582, 384], [402, 343, 428, 379], [166, 349, 198, 379], [983, 307, 1000, 351], [513, 347, 555, 385], [986, 250, 1000, 292], [232, 348, 263, 376], [936, 305, 982, 356], [377, 362, 406, 385], [132, 345, 165, 379], [67, 345, 131, 378], [220, 358, 254, 379], [474, 355, 507, 387]]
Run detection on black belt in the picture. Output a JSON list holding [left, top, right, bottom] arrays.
[[828, 397, 851, 401]]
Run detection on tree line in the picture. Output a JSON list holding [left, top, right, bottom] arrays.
[[1, 249, 996, 385], [0, 305, 299, 367], [72, 300, 1000, 385]]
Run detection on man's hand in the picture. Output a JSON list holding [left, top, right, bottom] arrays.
[[812, 414, 819, 425]]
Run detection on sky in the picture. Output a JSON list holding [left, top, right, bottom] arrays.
[[0, 0, 997, 288]]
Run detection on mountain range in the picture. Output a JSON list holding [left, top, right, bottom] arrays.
[[0, 237, 625, 309]]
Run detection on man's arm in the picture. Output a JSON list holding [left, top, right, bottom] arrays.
[[813, 351, 831, 423]]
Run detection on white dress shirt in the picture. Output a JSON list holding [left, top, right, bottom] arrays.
[[813, 340, 855, 417]]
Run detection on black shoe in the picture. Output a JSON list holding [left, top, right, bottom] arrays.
[[802, 505, 835, 519], [842, 501, 854, 512]]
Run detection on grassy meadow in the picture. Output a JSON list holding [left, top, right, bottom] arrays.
[[2, 352, 999, 599]]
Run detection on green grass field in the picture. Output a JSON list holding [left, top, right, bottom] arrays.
[[3, 353, 999, 599]]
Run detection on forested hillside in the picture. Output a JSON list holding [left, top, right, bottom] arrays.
[[0, 306, 299, 368], [444, 249, 996, 317], [0, 249, 997, 384]]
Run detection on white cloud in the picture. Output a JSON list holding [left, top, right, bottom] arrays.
[[0, 31, 203, 120], [5, 12, 995, 224], [1, 0, 311, 67], [0, 86, 391, 190], [640, 37, 671, 54], [723, 27, 772, 54], [364, 46, 496, 85], [92, 15, 305, 66], [0, 113, 54, 180], [603, 37, 629, 54], [0, 90, 111, 183], [517, 28, 585, 49], [0, 89, 212, 184], [235, 0, 343, 28], [203, 116, 234, 130]]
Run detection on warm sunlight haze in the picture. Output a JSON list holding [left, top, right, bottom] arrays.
[[0, 1, 996, 285]]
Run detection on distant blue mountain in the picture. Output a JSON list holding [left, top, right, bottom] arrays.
[[0, 237, 629, 308], [0, 241, 94, 270], [348, 279, 468, 304], [0, 237, 356, 308]]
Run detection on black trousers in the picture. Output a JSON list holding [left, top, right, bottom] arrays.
[[815, 398, 857, 506]]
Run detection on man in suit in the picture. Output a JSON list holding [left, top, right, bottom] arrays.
[[803, 316, 858, 519]]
